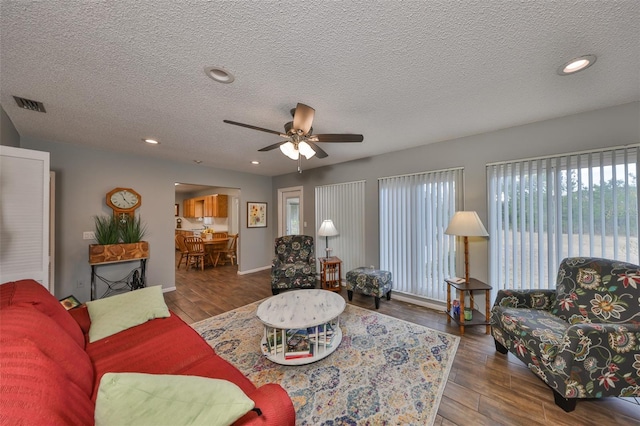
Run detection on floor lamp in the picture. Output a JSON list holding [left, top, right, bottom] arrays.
[[444, 211, 489, 283], [317, 219, 339, 259]]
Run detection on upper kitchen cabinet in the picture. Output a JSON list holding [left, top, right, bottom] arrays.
[[205, 194, 227, 218], [183, 194, 228, 218]]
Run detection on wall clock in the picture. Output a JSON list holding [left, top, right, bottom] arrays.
[[106, 187, 141, 220]]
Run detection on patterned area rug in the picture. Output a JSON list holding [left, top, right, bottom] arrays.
[[192, 301, 459, 425]]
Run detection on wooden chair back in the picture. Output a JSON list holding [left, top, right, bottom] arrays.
[[217, 234, 238, 266], [184, 236, 206, 270], [175, 234, 190, 269]]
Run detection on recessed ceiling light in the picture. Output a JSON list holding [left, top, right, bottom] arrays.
[[204, 66, 235, 84], [193, 160, 203, 164], [143, 138, 159, 144], [251, 161, 260, 165], [557, 54, 597, 76]]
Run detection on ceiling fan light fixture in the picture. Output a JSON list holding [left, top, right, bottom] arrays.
[[298, 141, 316, 159], [280, 142, 299, 160], [204, 66, 235, 84]]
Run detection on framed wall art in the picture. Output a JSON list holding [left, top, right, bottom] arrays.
[[59, 295, 81, 310], [175, 204, 179, 216], [247, 202, 267, 228]]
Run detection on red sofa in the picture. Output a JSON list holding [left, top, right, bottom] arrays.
[[0, 280, 295, 425]]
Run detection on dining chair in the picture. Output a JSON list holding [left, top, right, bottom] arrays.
[[184, 236, 212, 271], [175, 234, 190, 270], [216, 234, 238, 266]]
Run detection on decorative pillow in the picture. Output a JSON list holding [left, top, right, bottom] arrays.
[[86, 286, 170, 342], [95, 373, 255, 426]]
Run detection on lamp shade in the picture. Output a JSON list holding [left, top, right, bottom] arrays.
[[444, 211, 488, 237], [317, 219, 339, 237]]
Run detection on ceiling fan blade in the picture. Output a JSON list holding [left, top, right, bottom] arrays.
[[258, 141, 287, 152], [305, 140, 328, 158], [310, 134, 364, 143], [292, 103, 315, 135], [223, 120, 287, 137]]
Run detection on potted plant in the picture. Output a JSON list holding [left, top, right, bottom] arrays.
[[89, 215, 149, 264]]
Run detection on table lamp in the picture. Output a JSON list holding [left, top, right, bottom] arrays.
[[444, 211, 489, 283], [317, 219, 339, 259]]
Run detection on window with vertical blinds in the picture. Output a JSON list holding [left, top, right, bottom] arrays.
[[379, 168, 463, 302], [315, 181, 365, 274], [487, 145, 639, 291]]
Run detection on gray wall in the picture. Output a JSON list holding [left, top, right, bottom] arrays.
[[20, 137, 273, 301], [0, 106, 20, 147], [272, 102, 640, 292]]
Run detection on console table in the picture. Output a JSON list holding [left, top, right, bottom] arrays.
[[90, 258, 147, 300]]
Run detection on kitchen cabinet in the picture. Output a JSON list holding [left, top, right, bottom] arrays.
[[183, 199, 196, 218], [205, 194, 228, 217], [182, 194, 228, 218]]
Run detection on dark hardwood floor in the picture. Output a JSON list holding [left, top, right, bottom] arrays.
[[166, 253, 640, 425]]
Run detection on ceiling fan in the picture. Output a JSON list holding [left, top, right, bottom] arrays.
[[223, 103, 363, 172]]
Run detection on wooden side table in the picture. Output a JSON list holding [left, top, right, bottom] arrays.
[[445, 277, 492, 335], [319, 256, 342, 292]]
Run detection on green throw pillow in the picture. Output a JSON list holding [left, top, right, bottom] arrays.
[[86, 286, 170, 342], [95, 373, 255, 426]]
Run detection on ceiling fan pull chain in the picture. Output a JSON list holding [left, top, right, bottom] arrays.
[[297, 155, 303, 173]]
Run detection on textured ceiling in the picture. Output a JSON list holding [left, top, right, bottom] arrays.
[[1, 1, 638, 176]]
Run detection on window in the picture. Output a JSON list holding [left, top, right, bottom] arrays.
[[315, 181, 365, 273], [487, 145, 639, 290], [379, 168, 463, 302]]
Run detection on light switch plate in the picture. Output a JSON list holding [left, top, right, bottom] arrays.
[[83, 231, 95, 240]]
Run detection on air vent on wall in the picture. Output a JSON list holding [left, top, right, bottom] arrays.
[[13, 96, 46, 113]]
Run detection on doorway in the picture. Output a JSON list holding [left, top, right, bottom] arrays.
[[174, 183, 240, 276], [277, 186, 303, 236]]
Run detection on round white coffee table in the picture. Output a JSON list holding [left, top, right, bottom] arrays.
[[256, 289, 345, 365]]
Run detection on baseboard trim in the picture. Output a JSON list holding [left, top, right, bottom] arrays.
[[238, 265, 271, 275], [162, 286, 176, 293], [392, 293, 445, 312]]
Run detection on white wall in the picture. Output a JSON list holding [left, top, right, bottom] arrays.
[[272, 102, 640, 303], [0, 106, 20, 147], [20, 137, 273, 301]]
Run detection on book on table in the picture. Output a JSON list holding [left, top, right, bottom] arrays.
[[307, 323, 335, 346], [285, 329, 312, 359]]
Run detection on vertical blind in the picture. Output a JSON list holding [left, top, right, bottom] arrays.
[[315, 181, 365, 274], [379, 168, 463, 302], [487, 145, 639, 291]]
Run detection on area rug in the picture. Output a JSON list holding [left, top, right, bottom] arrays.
[[192, 301, 460, 425]]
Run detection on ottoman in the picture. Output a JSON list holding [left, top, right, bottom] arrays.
[[346, 267, 392, 309]]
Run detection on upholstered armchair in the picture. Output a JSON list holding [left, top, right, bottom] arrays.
[[271, 235, 317, 295], [491, 257, 640, 412]]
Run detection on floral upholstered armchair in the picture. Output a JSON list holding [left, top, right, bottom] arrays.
[[491, 257, 640, 412], [271, 235, 316, 295]]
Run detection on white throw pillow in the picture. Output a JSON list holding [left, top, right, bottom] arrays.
[[95, 373, 255, 426], [86, 286, 170, 342]]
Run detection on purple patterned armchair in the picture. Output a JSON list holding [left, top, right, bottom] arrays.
[[491, 257, 640, 411]]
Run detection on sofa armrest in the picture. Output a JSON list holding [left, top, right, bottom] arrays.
[[234, 383, 295, 426], [493, 289, 556, 310], [552, 323, 640, 398]]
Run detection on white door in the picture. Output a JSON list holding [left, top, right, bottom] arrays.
[[0, 146, 51, 293], [278, 186, 303, 236]]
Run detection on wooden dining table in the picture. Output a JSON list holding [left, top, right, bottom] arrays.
[[203, 237, 230, 267]]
